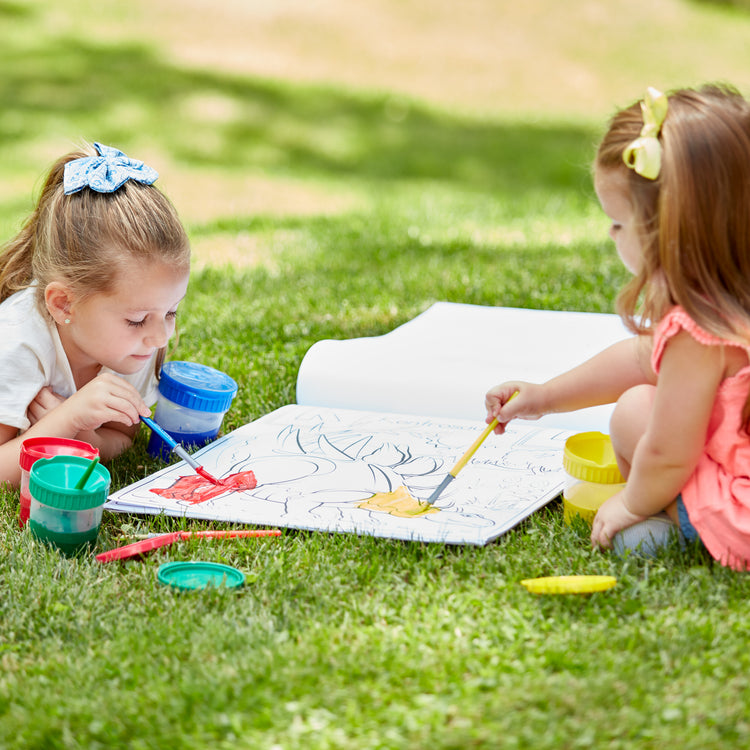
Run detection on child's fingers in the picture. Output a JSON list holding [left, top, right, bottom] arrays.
[[486, 391, 521, 433], [106, 397, 143, 426], [591, 529, 609, 549], [103, 388, 149, 425], [499, 389, 520, 414], [488, 418, 508, 435], [591, 513, 617, 550], [485, 384, 521, 415], [27, 387, 66, 425], [80, 375, 148, 426], [490, 388, 521, 425]]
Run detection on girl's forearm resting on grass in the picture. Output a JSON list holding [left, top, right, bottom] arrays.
[[0, 417, 139, 487], [78, 423, 139, 460], [0, 375, 148, 486], [25, 379, 144, 459]]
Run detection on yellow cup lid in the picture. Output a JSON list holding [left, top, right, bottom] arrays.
[[521, 575, 617, 594], [563, 431, 624, 484]]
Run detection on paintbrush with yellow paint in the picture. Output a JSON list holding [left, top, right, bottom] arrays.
[[425, 391, 518, 504]]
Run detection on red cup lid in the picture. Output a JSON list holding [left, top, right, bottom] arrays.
[[20, 437, 99, 472]]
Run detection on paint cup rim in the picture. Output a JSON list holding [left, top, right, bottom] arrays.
[[158, 361, 237, 412], [563, 431, 624, 484], [20, 436, 99, 472], [29, 455, 110, 510]]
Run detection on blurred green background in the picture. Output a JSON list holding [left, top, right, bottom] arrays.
[[3, 0, 750, 250]]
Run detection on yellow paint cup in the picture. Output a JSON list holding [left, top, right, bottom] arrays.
[[562, 432, 625, 525]]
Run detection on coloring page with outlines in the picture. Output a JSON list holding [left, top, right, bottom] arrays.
[[107, 404, 572, 545]]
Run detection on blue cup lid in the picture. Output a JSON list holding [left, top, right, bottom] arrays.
[[158, 361, 238, 413]]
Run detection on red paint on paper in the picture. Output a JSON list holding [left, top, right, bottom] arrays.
[[150, 470, 257, 504]]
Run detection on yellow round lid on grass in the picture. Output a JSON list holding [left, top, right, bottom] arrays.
[[520, 575, 617, 594]]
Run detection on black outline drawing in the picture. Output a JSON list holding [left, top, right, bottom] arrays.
[[107, 405, 571, 545]]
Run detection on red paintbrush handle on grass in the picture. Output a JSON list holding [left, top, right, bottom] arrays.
[[177, 530, 281, 540], [95, 529, 282, 563]]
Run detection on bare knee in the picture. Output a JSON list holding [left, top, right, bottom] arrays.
[[610, 384, 655, 479]]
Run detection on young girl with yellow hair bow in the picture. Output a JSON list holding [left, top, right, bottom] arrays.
[[486, 84, 750, 570]]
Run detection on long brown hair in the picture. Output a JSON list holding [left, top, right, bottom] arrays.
[[597, 84, 750, 339], [596, 84, 750, 428], [0, 142, 190, 375]]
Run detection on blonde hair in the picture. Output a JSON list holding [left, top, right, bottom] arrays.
[[596, 84, 750, 342], [0, 142, 190, 374]]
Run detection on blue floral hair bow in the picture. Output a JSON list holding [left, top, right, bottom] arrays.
[[63, 142, 159, 195]]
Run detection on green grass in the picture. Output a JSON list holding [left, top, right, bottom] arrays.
[[3, 2, 750, 748]]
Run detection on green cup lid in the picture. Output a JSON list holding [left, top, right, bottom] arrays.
[[29, 455, 111, 510], [157, 561, 245, 591]]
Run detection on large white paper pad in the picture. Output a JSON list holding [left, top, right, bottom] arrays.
[[297, 302, 629, 431], [108, 304, 632, 544], [107, 404, 573, 545]]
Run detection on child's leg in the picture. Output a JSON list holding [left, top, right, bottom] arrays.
[[609, 384, 655, 479], [607, 384, 684, 556]]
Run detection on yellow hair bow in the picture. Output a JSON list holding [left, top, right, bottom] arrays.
[[622, 87, 668, 180]]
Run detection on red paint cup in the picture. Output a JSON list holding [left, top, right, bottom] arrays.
[[19, 437, 99, 527]]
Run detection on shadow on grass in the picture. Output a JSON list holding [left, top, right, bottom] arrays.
[[1, 17, 597, 197], [0, 1, 29, 18]]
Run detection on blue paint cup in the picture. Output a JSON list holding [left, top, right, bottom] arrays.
[[147, 361, 238, 460]]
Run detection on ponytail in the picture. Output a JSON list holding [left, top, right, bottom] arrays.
[[0, 143, 189, 313]]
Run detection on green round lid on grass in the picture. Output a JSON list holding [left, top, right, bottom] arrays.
[[157, 561, 245, 591]]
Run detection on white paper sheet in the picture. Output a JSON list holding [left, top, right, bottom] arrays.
[[107, 404, 573, 545], [108, 305, 632, 544], [296, 302, 630, 432]]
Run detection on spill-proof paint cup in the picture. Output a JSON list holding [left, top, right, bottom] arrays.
[[28, 455, 110, 556], [562, 431, 625, 526], [147, 361, 238, 460], [19, 437, 99, 528]]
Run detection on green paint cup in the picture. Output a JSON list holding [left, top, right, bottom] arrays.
[[28, 455, 111, 556]]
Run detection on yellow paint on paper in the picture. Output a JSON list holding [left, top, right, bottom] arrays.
[[357, 485, 439, 518]]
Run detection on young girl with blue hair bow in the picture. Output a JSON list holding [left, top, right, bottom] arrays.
[[486, 84, 750, 570], [0, 142, 191, 485]]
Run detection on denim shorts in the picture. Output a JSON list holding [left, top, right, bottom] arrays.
[[676, 494, 703, 545]]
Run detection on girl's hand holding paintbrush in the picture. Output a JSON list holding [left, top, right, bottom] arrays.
[[426, 391, 521, 504], [484, 384, 544, 434], [23, 375, 151, 461], [26, 375, 149, 432]]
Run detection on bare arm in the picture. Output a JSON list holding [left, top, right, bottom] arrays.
[[0, 373, 150, 487], [72, 423, 139, 461], [27, 385, 142, 461], [0, 424, 25, 488], [591, 330, 723, 546], [486, 336, 654, 433]]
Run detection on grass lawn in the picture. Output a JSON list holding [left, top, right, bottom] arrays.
[[2, 1, 750, 748]]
